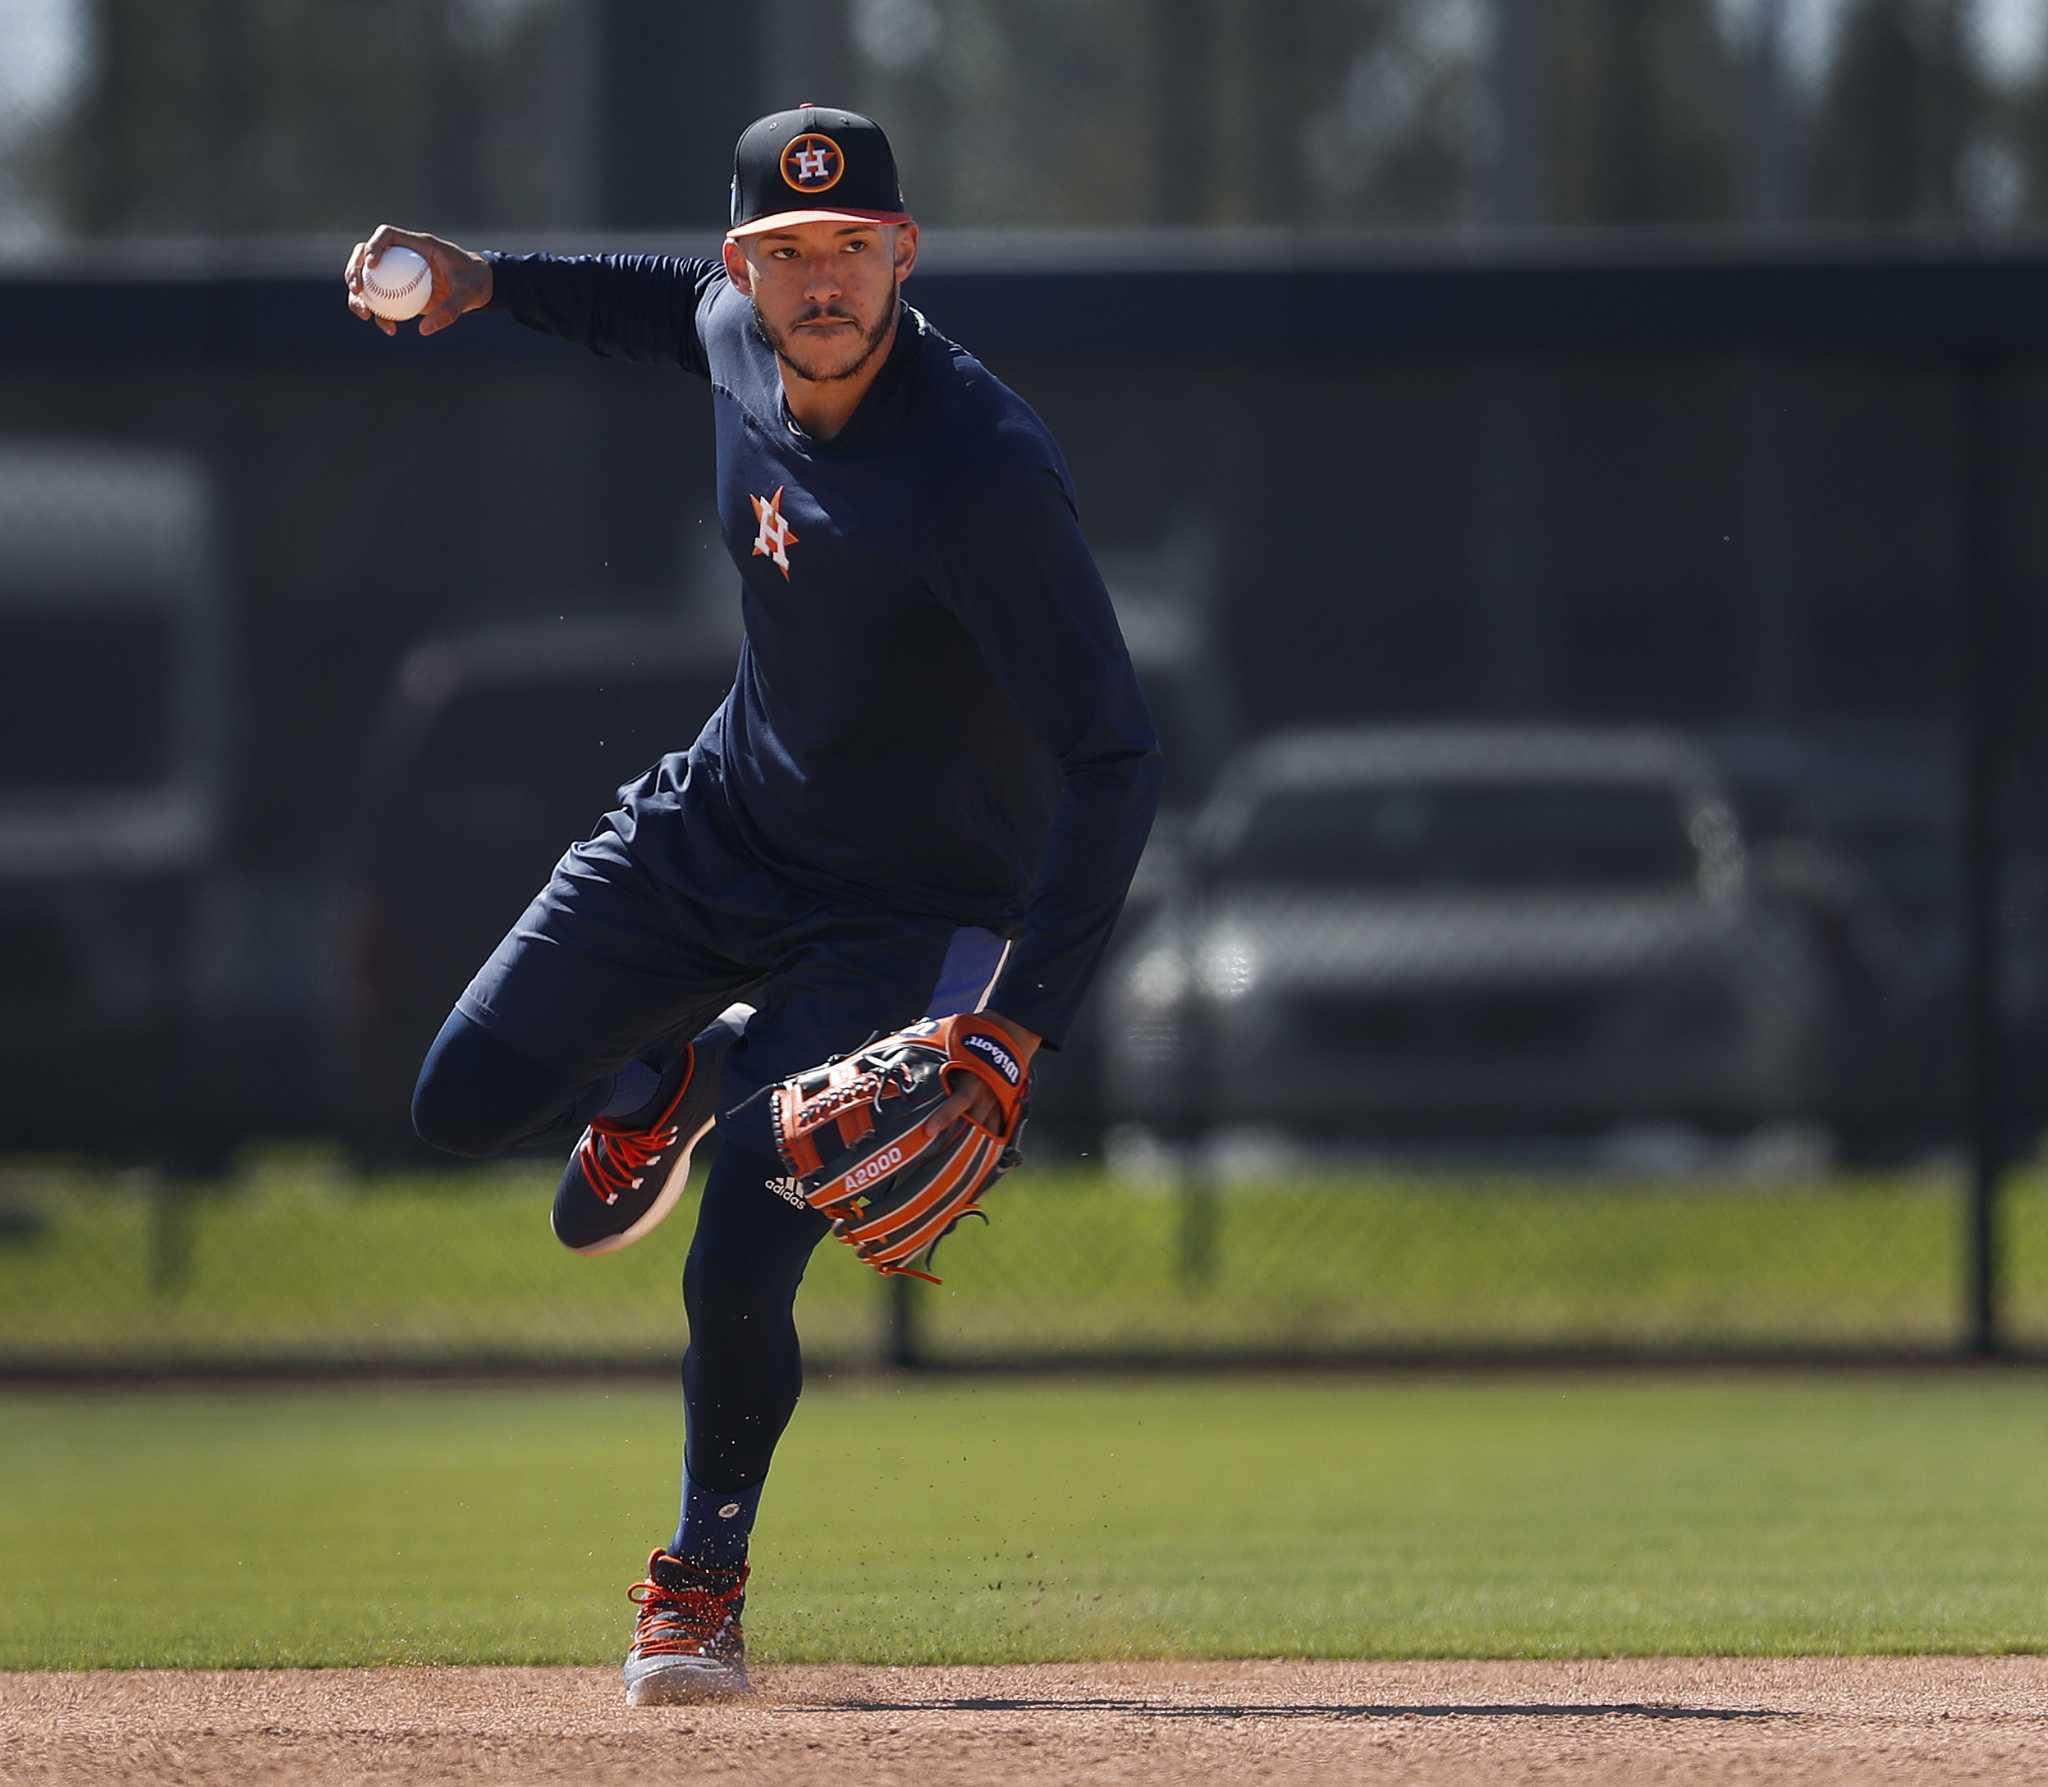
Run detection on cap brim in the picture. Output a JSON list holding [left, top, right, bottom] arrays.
[[727, 208, 913, 239]]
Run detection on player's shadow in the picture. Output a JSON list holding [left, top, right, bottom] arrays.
[[814, 1698, 1795, 1723]]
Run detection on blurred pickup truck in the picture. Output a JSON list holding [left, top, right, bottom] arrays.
[[0, 442, 237, 1164], [1098, 724, 1836, 1156], [333, 611, 742, 1162]]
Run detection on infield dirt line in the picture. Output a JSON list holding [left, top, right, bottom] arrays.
[[6, 1657, 2046, 1785]]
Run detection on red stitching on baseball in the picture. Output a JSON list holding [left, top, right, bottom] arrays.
[[366, 259, 429, 301]]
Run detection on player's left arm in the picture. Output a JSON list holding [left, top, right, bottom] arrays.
[[931, 438, 1167, 1056]]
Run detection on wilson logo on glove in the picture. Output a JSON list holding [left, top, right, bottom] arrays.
[[962, 1033, 1021, 1084], [768, 1013, 1031, 1284]]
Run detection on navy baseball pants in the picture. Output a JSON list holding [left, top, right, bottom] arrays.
[[410, 749, 1007, 1502]]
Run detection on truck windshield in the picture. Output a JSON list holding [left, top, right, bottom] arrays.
[[1223, 780, 1699, 890]]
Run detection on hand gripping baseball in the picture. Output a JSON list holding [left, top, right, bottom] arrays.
[[344, 224, 494, 338], [770, 1014, 1032, 1284]]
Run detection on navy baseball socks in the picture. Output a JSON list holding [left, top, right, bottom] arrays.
[[620, 1472, 761, 1704], [550, 1004, 754, 1255], [671, 1470, 762, 1571]]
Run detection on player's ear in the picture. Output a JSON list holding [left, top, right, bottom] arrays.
[[892, 221, 919, 284], [721, 236, 754, 293]]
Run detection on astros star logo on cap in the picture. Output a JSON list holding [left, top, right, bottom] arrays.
[[781, 133, 844, 194]]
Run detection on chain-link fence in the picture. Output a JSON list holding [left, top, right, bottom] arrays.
[[4, 246, 2047, 1369], [13, 1149, 2043, 1369]]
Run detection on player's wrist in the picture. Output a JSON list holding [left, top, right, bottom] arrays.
[[978, 1010, 1042, 1066]]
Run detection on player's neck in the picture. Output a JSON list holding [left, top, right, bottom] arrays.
[[780, 312, 902, 442]]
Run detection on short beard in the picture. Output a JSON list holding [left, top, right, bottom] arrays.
[[752, 283, 899, 384]]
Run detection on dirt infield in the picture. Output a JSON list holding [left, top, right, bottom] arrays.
[[6, 1658, 2046, 1785]]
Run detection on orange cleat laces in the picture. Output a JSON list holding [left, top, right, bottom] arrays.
[[627, 1552, 748, 1659], [577, 1048, 696, 1206]]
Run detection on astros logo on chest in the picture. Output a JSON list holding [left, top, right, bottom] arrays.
[[750, 486, 799, 581]]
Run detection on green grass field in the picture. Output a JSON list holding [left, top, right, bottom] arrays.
[[6, 1151, 2048, 1361], [5, 1375, 2046, 1670]]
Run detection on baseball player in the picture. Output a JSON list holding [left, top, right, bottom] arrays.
[[344, 106, 1161, 1704]]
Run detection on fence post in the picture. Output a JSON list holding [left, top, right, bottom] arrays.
[[1175, 845, 1219, 1287], [886, 1272, 920, 1369], [1962, 355, 2011, 1359], [147, 1173, 195, 1299], [1178, 1138, 1219, 1288]]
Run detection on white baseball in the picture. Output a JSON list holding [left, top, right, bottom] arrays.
[[362, 245, 434, 321]]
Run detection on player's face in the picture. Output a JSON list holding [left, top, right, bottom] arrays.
[[731, 221, 918, 384]]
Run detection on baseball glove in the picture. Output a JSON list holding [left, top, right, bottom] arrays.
[[769, 1013, 1031, 1284]]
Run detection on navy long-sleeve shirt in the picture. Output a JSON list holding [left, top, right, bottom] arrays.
[[484, 251, 1163, 1047]]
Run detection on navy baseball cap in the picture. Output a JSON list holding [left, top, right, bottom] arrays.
[[728, 104, 911, 239]]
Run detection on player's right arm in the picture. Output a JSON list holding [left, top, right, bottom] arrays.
[[480, 251, 722, 376], [344, 229, 720, 375]]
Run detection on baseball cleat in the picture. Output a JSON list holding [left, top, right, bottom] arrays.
[[622, 1549, 751, 1705], [551, 1004, 751, 1256]]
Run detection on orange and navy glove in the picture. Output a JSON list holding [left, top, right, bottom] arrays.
[[769, 1014, 1030, 1284]]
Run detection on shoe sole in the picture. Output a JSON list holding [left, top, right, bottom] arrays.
[[623, 1658, 751, 1705], [554, 1114, 717, 1258]]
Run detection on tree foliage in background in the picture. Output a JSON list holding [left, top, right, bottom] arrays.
[[1549, 0, 1743, 224], [46, 0, 590, 239], [10, 0, 2048, 240], [1812, 0, 1985, 225]]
